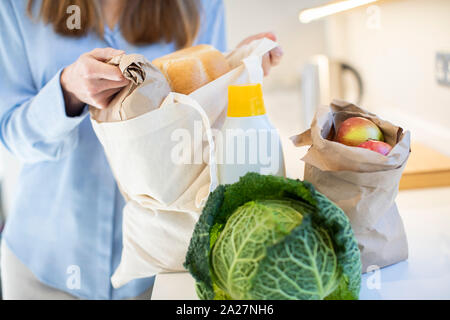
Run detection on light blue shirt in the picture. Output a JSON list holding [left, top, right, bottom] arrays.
[[0, 0, 226, 299]]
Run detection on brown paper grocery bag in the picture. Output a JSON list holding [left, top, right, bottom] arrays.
[[291, 99, 411, 272]]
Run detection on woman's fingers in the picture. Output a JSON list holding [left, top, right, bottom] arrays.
[[269, 46, 283, 66], [236, 32, 283, 76], [61, 47, 128, 112], [90, 87, 123, 109], [82, 47, 126, 81], [261, 31, 277, 42], [89, 47, 125, 62], [237, 31, 277, 48], [86, 59, 126, 81], [91, 78, 130, 94], [262, 53, 272, 76]]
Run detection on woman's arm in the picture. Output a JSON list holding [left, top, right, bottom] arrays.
[[0, 1, 127, 163], [0, 0, 86, 163]]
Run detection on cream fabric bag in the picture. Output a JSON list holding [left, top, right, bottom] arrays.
[[90, 39, 278, 288]]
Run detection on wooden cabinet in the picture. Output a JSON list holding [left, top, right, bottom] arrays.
[[400, 142, 450, 190]]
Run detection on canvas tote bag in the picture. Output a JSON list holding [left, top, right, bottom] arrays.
[[90, 39, 278, 288]]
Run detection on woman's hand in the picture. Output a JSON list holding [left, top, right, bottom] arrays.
[[60, 48, 129, 117], [237, 32, 283, 76]]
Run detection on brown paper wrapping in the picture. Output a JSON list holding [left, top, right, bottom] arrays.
[[90, 54, 171, 122], [291, 99, 411, 272]]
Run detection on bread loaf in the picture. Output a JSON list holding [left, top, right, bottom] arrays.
[[152, 44, 230, 95]]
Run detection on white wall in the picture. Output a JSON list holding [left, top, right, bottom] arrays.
[[326, 0, 450, 152], [224, 0, 329, 90]]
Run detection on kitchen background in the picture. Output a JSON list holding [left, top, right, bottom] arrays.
[[1, 0, 449, 217], [0, 0, 449, 297], [225, 0, 450, 180]]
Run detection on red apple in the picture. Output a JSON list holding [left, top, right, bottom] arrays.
[[357, 140, 392, 156], [335, 117, 384, 146]]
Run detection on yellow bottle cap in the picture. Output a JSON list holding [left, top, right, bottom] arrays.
[[227, 84, 266, 117]]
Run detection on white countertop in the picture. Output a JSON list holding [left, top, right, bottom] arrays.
[[359, 186, 450, 299], [152, 186, 450, 300]]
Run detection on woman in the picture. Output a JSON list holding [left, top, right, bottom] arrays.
[[0, 0, 283, 300]]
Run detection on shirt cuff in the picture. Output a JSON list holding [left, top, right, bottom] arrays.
[[27, 69, 88, 139]]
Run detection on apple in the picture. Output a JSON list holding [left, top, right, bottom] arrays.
[[335, 117, 384, 146], [357, 140, 392, 156]]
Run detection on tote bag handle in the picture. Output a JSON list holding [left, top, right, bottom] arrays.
[[164, 93, 219, 193]]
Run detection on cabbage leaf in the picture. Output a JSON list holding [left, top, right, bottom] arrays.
[[184, 173, 361, 300]]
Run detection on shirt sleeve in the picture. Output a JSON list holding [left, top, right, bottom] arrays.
[[195, 0, 228, 52], [0, 0, 88, 163]]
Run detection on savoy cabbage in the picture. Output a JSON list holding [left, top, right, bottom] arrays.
[[184, 173, 361, 300]]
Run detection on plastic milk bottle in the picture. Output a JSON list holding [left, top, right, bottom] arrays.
[[217, 84, 285, 185]]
